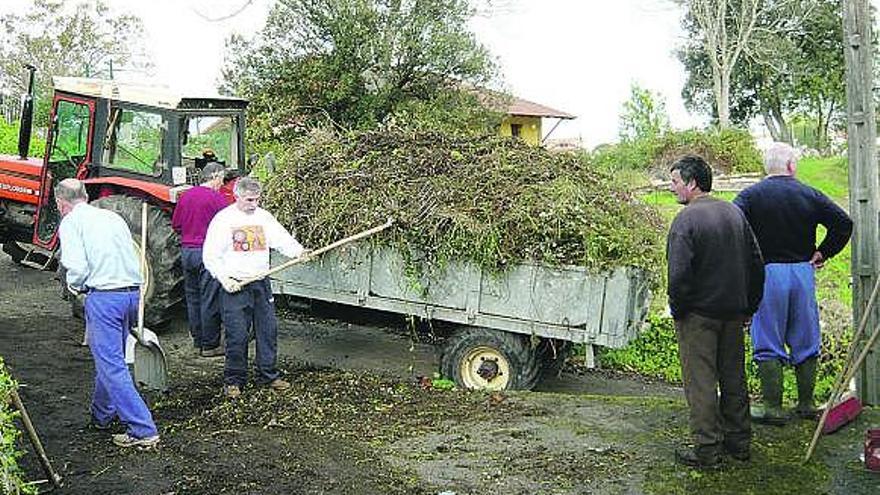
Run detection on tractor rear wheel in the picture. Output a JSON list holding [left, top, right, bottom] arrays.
[[91, 195, 183, 328]]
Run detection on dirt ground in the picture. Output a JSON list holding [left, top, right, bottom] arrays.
[[2, 252, 879, 495]]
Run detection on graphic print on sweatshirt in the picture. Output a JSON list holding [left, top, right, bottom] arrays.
[[231, 225, 267, 252]]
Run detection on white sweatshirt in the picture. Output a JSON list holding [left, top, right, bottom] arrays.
[[202, 204, 304, 281]]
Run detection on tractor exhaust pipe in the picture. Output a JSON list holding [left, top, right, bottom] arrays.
[[18, 64, 37, 160]]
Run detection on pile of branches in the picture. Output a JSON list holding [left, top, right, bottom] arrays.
[[261, 130, 665, 278]]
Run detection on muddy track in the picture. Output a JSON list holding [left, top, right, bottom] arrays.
[[1, 250, 878, 494]]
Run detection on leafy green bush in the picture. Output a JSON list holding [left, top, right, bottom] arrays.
[[599, 314, 682, 383], [0, 120, 46, 158], [600, 313, 852, 405], [0, 358, 35, 495], [590, 127, 763, 175]]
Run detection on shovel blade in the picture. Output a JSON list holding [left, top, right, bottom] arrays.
[[130, 327, 169, 392]]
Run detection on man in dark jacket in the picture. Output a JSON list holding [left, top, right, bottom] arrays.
[[667, 155, 765, 468], [734, 142, 852, 425]]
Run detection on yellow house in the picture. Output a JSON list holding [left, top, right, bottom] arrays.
[[497, 95, 576, 146]]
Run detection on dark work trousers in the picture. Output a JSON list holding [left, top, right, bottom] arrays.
[[181, 247, 222, 350], [221, 279, 279, 387], [675, 313, 751, 454]]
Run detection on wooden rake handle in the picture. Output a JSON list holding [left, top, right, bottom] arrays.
[[235, 218, 395, 287], [804, 275, 880, 462], [10, 388, 63, 488]]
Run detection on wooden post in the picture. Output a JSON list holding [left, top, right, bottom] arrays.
[[843, 0, 880, 405]]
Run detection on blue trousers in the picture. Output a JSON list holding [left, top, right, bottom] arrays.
[[751, 262, 820, 365], [85, 291, 158, 438], [221, 279, 279, 387], [182, 247, 222, 349]]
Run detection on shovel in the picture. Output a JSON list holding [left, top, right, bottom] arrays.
[[129, 202, 169, 392]]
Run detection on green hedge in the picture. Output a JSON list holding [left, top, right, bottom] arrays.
[[0, 358, 35, 495], [590, 127, 763, 175]]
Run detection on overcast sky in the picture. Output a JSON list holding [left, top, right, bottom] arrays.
[[4, 0, 710, 147]]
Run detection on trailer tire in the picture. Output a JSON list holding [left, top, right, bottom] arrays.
[[91, 195, 182, 328], [440, 327, 539, 391]]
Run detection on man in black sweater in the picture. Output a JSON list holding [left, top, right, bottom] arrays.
[[734, 142, 852, 425], [667, 155, 765, 468]]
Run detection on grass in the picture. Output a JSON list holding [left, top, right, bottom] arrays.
[[797, 156, 849, 202]]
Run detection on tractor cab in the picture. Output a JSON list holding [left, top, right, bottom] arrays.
[[32, 77, 249, 249]]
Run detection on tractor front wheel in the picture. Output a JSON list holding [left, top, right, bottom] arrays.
[[90, 195, 183, 329]]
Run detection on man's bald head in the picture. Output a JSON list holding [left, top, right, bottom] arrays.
[[54, 178, 88, 217]]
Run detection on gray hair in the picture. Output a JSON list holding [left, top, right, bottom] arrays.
[[54, 178, 88, 203], [763, 142, 797, 175], [234, 176, 263, 197], [200, 162, 226, 183]]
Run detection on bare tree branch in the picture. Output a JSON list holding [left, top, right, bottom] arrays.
[[191, 0, 256, 22]]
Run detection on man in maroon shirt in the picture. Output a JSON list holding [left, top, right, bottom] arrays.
[[172, 162, 231, 356]]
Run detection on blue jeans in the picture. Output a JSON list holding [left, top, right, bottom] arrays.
[[751, 262, 820, 365], [182, 247, 222, 349], [85, 290, 158, 439], [221, 279, 279, 387]]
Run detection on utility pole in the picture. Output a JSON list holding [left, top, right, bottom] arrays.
[[843, 0, 879, 404]]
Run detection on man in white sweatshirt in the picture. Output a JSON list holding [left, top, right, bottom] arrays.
[[203, 176, 306, 398]]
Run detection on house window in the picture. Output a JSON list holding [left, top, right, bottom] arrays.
[[510, 123, 522, 138]]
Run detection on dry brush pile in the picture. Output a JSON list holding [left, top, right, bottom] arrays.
[[261, 130, 665, 280]]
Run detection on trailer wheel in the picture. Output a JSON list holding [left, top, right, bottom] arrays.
[[91, 195, 182, 328], [440, 327, 539, 391]]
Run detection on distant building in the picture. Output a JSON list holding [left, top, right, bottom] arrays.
[[476, 89, 576, 146]]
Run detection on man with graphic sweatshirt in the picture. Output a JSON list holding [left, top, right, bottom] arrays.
[[202, 177, 307, 399]]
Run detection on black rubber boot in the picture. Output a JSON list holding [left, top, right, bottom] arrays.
[[794, 357, 819, 420], [750, 360, 790, 426], [674, 445, 722, 469]]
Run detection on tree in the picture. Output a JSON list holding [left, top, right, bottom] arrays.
[[0, 0, 151, 126], [619, 83, 671, 142], [790, 0, 845, 150], [676, 0, 812, 129], [678, 0, 844, 149], [220, 0, 500, 140]]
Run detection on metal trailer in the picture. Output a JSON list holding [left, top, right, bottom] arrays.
[[269, 243, 652, 391]]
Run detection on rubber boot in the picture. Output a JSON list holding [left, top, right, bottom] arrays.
[[750, 360, 790, 426], [794, 357, 819, 420]]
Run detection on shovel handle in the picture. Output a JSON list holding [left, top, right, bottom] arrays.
[[135, 203, 148, 340], [235, 218, 395, 287]]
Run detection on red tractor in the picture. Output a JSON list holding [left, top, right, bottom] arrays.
[[0, 68, 248, 326]]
